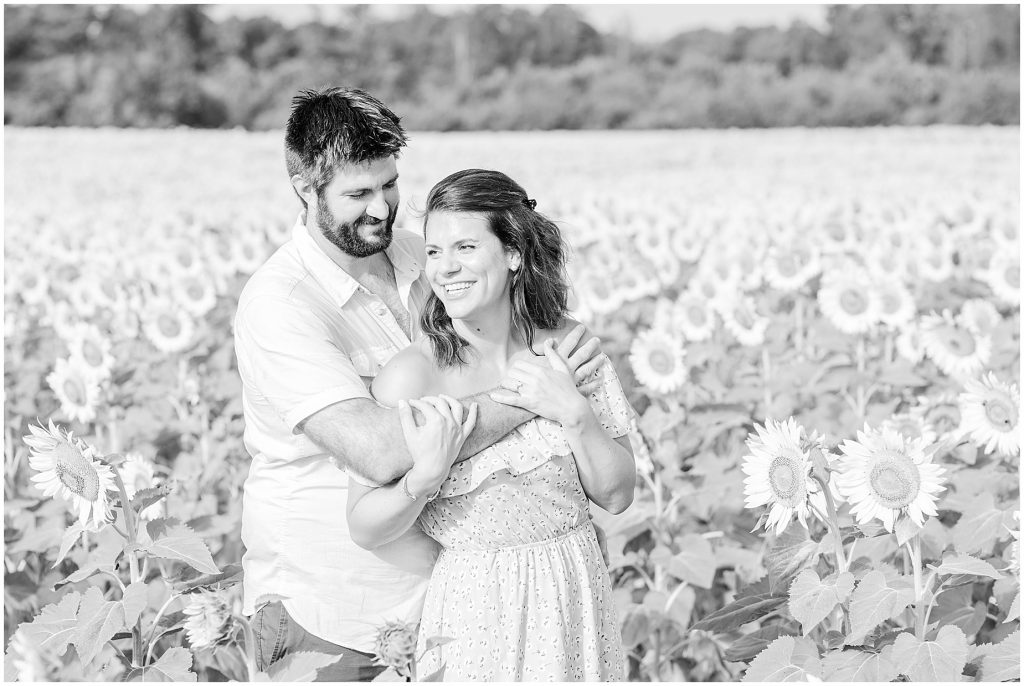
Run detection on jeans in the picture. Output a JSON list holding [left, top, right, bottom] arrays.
[[252, 601, 386, 682]]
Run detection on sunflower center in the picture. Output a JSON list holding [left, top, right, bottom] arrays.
[[686, 305, 707, 326], [187, 284, 205, 300], [937, 325, 976, 357], [82, 340, 104, 367], [826, 222, 846, 242], [647, 350, 675, 375], [839, 290, 868, 315], [63, 377, 86, 405], [881, 292, 900, 315], [1004, 266, 1019, 288], [700, 282, 717, 298], [868, 452, 921, 508], [891, 419, 923, 439], [734, 305, 755, 329], [768, 455, 804, 503], [777, 255, 798, 277], [53, 442, 100, 500], [983, 397, 1017, 431], [158, 314, 181, 337], [927, 405, 961, 434]]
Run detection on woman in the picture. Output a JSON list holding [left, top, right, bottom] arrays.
[[346, 169, 637, 681]]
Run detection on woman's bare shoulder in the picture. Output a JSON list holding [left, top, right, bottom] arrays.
[[371, 340, 439, 407]]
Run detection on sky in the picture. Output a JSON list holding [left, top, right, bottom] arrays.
[[205, 4, 829, 41]]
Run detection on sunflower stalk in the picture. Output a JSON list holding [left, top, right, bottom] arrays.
[[761, 348, 772, 413], [111, 467, 144, 667], [233, 614, 258, 681], [813, 475, 848, 572], [906, 535, 928, 640]]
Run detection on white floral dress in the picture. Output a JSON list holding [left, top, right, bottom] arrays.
[[414, 356, 634, 682]]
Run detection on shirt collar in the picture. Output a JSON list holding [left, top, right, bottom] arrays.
[[292, 213, 423, 309]]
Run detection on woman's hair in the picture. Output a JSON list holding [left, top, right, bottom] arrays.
[[421, 169, 569, 368]]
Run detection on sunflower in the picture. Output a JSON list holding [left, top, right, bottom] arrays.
[[634, 219, 674, 265], [817, 271, 881, 336], [577, 271, 624, 316], [763, 243, 822, 293], [651, 252, 684, 289], [373, 620, 419, 678], [671, 223, 705, 263], [719, 295, 770, 347], [629, 328, 688, 395], [880, 412, 937, 446], [984, 253, 1020, 306], [875, 279, 916, 329], [16, 267, 51, 306], [66, 322, 115, 382], [23, 420, 117, 530], [232, 232, 268, 274], [46, 357, 102, 424], [174, 274, 219, 318], [915, 244, 956, 283], [919, 310, 992, 379], [818, 212, 857, 254], [613, 265, 661, 305], [835, 425, 946, 532], [896, 324, 925, 365], [142, 298, 197, 354], [741, 418, 826, 535], [917, 392, 964, 442], [673, 291, 717, 342], [183, 590, 232, 649], [959, 372, 1020, 458], [959, 298, 1003, 336], [120, 452, 166, 520], [66, 278, 100, 318], [960, 237, 997, 281]]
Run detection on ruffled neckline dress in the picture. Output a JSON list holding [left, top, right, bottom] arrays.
[[414, 355, 635, 681]]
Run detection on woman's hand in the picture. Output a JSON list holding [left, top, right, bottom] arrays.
[[491, 339, 593, 428], [400, 395, 478, 498]]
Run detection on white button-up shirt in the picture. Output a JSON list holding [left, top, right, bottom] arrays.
[[233, 215, 438, 652]]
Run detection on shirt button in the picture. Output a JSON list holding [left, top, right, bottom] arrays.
[[375, 306, 387, 316]]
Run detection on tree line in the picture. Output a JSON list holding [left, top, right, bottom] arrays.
[[4, 4, 1019, 130]]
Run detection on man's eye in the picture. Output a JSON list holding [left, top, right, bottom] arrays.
[[384, 182, 397, 189]]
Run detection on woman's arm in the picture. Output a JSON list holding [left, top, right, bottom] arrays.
[[347, 395, 477, 549]]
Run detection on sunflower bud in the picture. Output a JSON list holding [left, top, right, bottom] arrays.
[[809, 446, 831, 486], [373, 620, 418, 677]]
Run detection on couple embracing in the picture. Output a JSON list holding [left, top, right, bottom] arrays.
[[234, 86, 638, 682]]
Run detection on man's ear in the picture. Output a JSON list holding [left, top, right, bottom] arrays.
[[290, 174, 315, 208]]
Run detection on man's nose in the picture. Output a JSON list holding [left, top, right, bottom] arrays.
[[365, 191, 389, 220]]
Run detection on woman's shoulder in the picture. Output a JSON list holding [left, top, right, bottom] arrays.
[[372, 341, 438, 406]]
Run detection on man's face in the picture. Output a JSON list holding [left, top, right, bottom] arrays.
[[314, 156, 400, 258]]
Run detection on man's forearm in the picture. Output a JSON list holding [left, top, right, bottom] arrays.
[[455, 390, 536, 461], [301, 400, 414, 485]]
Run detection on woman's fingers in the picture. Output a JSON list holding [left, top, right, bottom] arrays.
[[555, 324, 586, 359], [567, 335, 601, 372], [574, 353, 604, 384], [438, 394, 463, 424], [422, 395, 456, 426], [462, 402, 479, 436], [406, 398, 440, 425], [397, 399, 416, 434], [543, 338, 573, 375]]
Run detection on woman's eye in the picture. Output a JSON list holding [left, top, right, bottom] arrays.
[[426, 250, 438, 257], [459, 244, 475, 251]]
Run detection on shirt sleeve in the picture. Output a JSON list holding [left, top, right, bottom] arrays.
[[234, 295, 372, 433]]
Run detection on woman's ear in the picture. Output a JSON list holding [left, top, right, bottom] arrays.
[[508, 250, 522, 272]]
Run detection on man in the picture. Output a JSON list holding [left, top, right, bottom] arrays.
[[233, 86, 601, 681]]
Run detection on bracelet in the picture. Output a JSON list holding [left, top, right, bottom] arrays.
[[400, 473, 442, 502]]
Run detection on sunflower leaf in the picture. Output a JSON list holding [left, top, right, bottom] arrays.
[[724, 624, 799, 663], [691, 590, 787, 634], [765, 526, 819, 594], [821, 645, 900, 682], [979, 629, 1020, 682], [934, 553, 1003, 580], [787, 569, 855, 635], [266, 651, 344, 681], [7, 591, 82, 656], [845, 570, 915, 645], [741, 635, 822, 681], [891, 625, 969, 682], [125, 646, 196, 682], [663, 534, 716, 588], [950, 493, 1010, 554], [894, 517, 921, 546], [72, 586, 128, 667], [140, 518, 219, 575]]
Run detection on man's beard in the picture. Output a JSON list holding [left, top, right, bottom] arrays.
[[315, 195, 396, 258]]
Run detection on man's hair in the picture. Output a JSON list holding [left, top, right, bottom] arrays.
[[420, 169, 569, 368], [284, 86, 408, 204]]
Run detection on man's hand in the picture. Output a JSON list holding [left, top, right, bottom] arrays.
[[496, 324, 605, 406]]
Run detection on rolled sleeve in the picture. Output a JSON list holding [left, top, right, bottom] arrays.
[[235, 296, 371, 432]]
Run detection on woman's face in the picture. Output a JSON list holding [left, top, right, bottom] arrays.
[[424, 210, 519, 321]]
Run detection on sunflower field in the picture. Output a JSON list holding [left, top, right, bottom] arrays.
[[4, 125, 1020, 682]]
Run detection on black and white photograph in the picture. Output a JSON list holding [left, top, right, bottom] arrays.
[[3, 3, 1020, 682]]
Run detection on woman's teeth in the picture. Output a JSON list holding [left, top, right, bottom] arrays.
[[444, 282, 474, 295]]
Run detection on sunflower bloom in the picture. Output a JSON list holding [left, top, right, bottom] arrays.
[[120, 453, 166, 520], [817, 271, 881, 335], [719, 295, 770, 347], [373, 620, 419, 677], [835, 426, 946, 532], [875, 280, 916, 329], [919, 310, 992, 379], [46, 357, 102, 424], [984, 253, 1020, 306], [183, 590, 232, 648], [959, 299, 1003, 336], [629, 328, 688, 395], [959, 372, 1020, 458], [24, 420, 117, 530], [880, 411, 938, 446], [741, 418, 827, 535], [763, 243, 821, 293], [673, 292, 716, 342], [66, 322, 115, 382], [142, 298, 197, 354]]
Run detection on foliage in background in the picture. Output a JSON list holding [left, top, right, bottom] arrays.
[[3, 3, 1020, 130], [3, 126, 1020, 681]]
